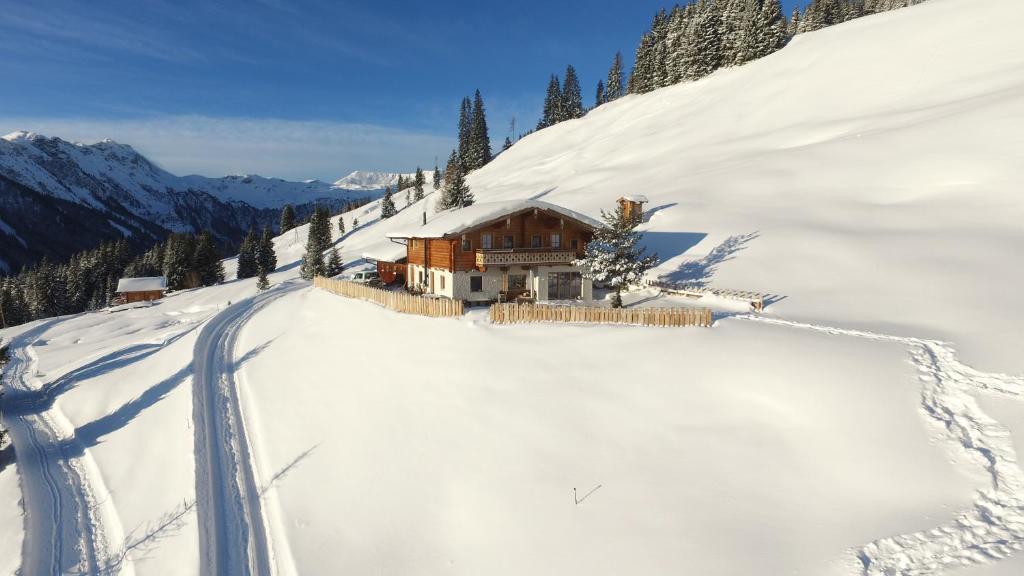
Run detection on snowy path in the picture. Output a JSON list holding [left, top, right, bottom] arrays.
[[1, 319, 123, 576], [740, 316, 1024, 575], [191, 282, 303, 576]]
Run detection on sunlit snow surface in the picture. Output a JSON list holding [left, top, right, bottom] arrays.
[[3, 0, 1024, 574]]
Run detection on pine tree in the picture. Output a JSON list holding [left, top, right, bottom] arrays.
[[465, 89, 492, 171], [436, 150, 473, 211], [353, 217, 359, 228], [236, 229, 259, 279], [257, 227, 278, 273], [503, 136, 513, 151], [457, 96, 473, 162], [606, 51, 625, 102], [300, 208, 330, 280], [338, 216, 346, 235], [789, 6, 801, 35], [193, 231, 225, 287], [537, 74, 563, 129], [280, 204, 296, 233], [575, 204, 658, 308], [256, 267, 270, 291], [755, 0, 789, 58], [628, 10, 669, 94], [595, 79, 605, 107], [381, 186, 397, 218], [413, 166, 426, 201], [432, 164, 442, 190], [326, 247, 344, 277], [561, 65, 584, 120], [683, 0, 724, 81]]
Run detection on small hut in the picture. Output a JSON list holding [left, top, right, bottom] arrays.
[[617, 195, 649, 223], [115, 276, 167, 303]]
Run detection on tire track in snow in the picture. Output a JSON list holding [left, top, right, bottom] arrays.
[[2, 319, 116, 576], [739, 315, 1024, 575], [192, 282, 303, 576]]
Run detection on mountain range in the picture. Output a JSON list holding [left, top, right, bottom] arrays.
[[0, 131, 404, 273]]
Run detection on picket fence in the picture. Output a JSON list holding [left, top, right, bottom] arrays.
[[489, 302, 712, 327], [314, 276, 464, 317]]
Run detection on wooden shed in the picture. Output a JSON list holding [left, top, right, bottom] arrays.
[[115, 276, 167, 303], [617, 195, 649, 223]]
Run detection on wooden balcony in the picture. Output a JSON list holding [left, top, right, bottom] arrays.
[[475, 248, 577, 270]]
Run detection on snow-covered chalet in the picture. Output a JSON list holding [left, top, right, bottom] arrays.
[[368, 199, 602, 303]]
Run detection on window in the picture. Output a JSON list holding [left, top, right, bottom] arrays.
[[418, 270, 424, 284], [504, 235, 514, 249], [440, 275, 445, 290], [470, 276, 483, 292], [531, 235, 542, 248], [547, 272, 582, 300], [550, 233, 561, 248], [570, 239, 579, 250], [461, 237, 472, 251], [508, 274, 527, 290], [481, 233, 493, 249]]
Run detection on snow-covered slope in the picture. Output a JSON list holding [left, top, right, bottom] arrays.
[[3, 1, 1024, 575]]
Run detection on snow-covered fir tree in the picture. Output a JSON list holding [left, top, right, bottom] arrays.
[[236, 229, 259, 279], [299, 206, 331, 279], [193, 231, 225, 287], [561, 65, 584, 120], [537, 74, 563, 129], [465, 90, 493, 171], [381, 186, 397, 218], [605, 51, 625, 102], [595, 79, 605, 107], [432, 164, 441, 190], [257, 227, 277, 274], [326, 247, 344, 278], [414, 166, 426, 201], [337, 216, 346, 235], [279, 204, 296, 233], [503, 136, 513, 151], [457, 96, 473, 162], [575, 204, 659, 308], [436, 150, 473, 211], [256, 267, 270, 291]]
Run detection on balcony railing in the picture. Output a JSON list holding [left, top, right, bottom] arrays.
[[475, 248, 578, 268]]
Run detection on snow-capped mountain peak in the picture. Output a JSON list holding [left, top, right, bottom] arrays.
[[333, 170, 416, 191]]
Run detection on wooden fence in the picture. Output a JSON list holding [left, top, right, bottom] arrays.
[[489, 303, 712, 327], [314, 276, 464, 317], [646, 280, 765, 312]]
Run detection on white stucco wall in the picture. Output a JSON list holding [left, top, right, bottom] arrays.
[[409, 264, 591, 302]]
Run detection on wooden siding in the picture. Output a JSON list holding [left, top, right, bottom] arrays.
[[123, 290, 164, 303], [403, 208, 596, 272], [406, 238, 454, 271]]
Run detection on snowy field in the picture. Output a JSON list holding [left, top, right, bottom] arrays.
[[3, 0, 1024, 573]]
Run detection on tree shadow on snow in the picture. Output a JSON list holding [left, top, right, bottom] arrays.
[[640, 231, 708, 265], [657, 232, 760, 286], [2, 325, 199, 418]]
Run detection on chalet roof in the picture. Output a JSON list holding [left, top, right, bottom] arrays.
[[385, 199, 602, 240], [362, 239, 407, 263], [619, 195, 649, 203], [116, 276, 167, 293]]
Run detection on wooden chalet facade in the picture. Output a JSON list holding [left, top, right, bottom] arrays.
[[384, 200, 602, 303]]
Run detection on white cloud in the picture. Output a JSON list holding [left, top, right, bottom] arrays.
[[0, 115, 455, 182]]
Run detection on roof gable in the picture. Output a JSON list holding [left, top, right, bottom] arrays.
[[386, 199, 602, 240]]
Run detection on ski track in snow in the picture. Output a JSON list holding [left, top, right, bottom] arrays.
[[192, 282, 303, 576], [2, 319, 122, 576], [740, 315, 1024, 575]]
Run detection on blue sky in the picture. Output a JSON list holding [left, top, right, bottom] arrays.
[[0, 0, 805, 181]]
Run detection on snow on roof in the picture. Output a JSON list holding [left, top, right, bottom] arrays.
[[386, 199, 602, 240], [116, 276, 167, 293], [362, 239, 407, 263], [619, 195, 649, 203]]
